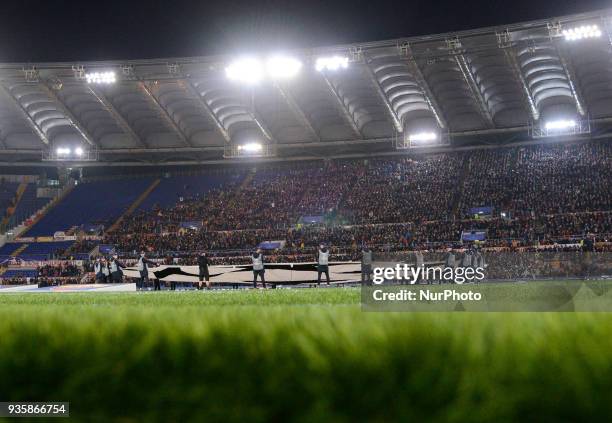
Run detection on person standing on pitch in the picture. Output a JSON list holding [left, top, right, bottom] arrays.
[[109, 254, 125, 283], [317, 244, 330, 285], [442, 248, 456, 285], [415, 250, 426, 284], [251, 248, 266, 288], [101, 257, 110, 283], [461, 248, 473, 276], [137, 251, 156, 291], [472, 247, 486, 284], [198, 251, 211, 290], [94, 257, 104, 283], [361, 245, 373, 285]]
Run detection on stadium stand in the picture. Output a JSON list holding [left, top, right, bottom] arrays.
[[100, 140, 612, 256], [24, 178, 155, 237], [10, 183, 52, 228], [0, 242, 20, 257], [1, 269, 38, 279], [18, 241, 75, 260], [0, 181, 20, 218], [0, 241, 75, 261], [1, 10, 612, 264], [137, 172, 245, 211]]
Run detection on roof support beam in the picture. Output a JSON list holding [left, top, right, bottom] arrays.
[[248, 106, 275, 143], [39, 83, 97, 147], [138, 81, 193, 147], [274, 82, 321, 141], [555, 44, 587, 116], [503, 47, 540, 121], [398, 44, 448, 129], [0, 83, 49, 145], [319, 72, 364, 139], [363, 55, 404, 133], [87, 85, 147, 148], [454, 54, 496, 127], [180, 80, 231, 143]]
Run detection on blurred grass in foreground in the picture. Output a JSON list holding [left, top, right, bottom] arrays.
[[1, 289, 612, 422]]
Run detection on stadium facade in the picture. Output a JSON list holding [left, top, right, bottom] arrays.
[[0, 10, 611, 286]]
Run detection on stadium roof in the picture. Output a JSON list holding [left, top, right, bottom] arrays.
[[2, 8, 612, 166]]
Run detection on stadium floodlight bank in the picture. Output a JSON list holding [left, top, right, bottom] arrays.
[[223, 143, 276, 158], [396, 131, 450, 149], [85, 71, 116, 84], [42, 147, 99, 162], [0, 10, 608, 166], [530, 118, 591, 138]]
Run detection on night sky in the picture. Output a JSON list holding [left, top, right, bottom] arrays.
[[0, 0, 610, 62]]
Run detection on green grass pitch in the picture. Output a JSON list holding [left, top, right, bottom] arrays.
[[1, 287, 612, 422]]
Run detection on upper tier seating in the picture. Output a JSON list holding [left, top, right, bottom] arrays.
[[11, 184, 51, 226], [138, 173, 243, 211], [0, 181, 20, 216], [25, 178, 155, 237]]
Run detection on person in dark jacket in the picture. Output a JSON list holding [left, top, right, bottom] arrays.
[[361, 245, 373, 285], [251, 249, 266, 288], [137, 251, 157, 291], [94, 257, 105, 283], [317, 244, 330, 285], [109, 254, 125, 283], [198, 252, 211, 290]]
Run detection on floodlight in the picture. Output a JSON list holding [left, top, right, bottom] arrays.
[[408, 132, 438, 143], [225, 58, 264, 84], [75, 147, 84, 156], [563, 24, 602, 41], [86, 71, 116, 84], [266, 56, 302, 79], [315, 56, 349, 72], [544, 119, 576, 130], [237, 143, 263, 152], [56, 147, 71, 156]]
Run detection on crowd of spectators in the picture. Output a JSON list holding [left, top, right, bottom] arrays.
[[37, 263, 81, 278], [459, 142, 612, 217], [100, 141, 612, 256], [0, 263, 82, 286], [340, 154, 463, 224]]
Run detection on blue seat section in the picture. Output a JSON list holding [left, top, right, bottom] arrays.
[[18, 241, 74, 261], [26, 178, 154, 237], [2, 269, 38, 279], [137, 173, 243, 211], [0, 243, 20, 256], [0, 241, 73, 261], [0, 182, 20, 214], [12, 184, 50, 225]]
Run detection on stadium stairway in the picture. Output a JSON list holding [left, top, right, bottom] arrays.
[[238, 169, 256, 192], [106, 178, 161, 233], [10, 244, 28, 257], [451, 157, 471, 218], [20, 183, 75, 238], [0, 182, 27, 232]]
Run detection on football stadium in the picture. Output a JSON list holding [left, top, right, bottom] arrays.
[[1, 4, 612, 421]]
